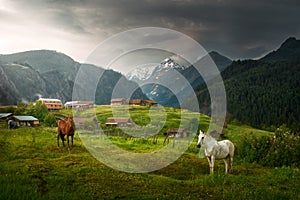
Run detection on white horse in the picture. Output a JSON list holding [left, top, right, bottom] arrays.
[[196, 130, 234, 174]]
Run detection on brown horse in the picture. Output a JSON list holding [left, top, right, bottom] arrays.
[[57, 116, 75, 148]]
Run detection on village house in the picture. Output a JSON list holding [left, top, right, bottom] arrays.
[[165, 128, 187, 138], [143, 99, 158, 106], [110, 98, 127, 105], [105, 117, 132, 127], [64, 101, 94, 110], [163, 128, 188, 146], [129, 99, 145, 106], [38, 98, 63, 110], [129, 99, 158, 106]]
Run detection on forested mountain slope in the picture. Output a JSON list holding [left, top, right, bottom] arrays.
[[195, 37, 300, 131]]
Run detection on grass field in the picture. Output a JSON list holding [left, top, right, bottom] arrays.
[[1, 106, 299, 199]]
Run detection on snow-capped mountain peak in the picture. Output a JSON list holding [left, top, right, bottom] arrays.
[[126, 65, 157, 82], [159, 58, 185, 71], [126, 57, 185, 83]]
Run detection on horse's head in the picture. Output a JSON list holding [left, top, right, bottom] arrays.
[[67, 116, 74, 130], [196, 130, 205, 148]]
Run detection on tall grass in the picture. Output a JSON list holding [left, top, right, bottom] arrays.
[[1, 107, 300, 199]]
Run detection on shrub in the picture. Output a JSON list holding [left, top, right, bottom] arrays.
[[26, 101, 48, 122], [240, 125, 300, 167], [44, 113, 57, 127]]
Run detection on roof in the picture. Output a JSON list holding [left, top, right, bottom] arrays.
[[78, 101, 94, 105], [106, 118, 131, 123], [111, 98, 126, 102], [0, 113, 13, 119], [65, 101, 94, 106], [0, 105, 17, 109], [144, 100, 158, 104], [39, 98, 62, 102], [13, 116, 39, 121], [64, 101, 79, 105]]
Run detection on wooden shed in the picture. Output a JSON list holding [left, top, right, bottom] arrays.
[[12, 116, 39, 127], [0, 113, 13, 120], [0, 113, 13, 128]]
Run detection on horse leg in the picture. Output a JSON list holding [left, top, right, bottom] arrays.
[[211, 157, 215, 174], [60, 134, 65, 147], [229, 142, 234, 173], [229, 156, 234, 173], [71, 135, 74, 148], [206, 156, 214, 174], [223, 158, 228, 174], [67, 135, 70, 149]]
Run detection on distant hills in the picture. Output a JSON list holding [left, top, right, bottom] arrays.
[[0, 50, 145, 105], [1, 37, 300, 131], [194, 37, 300, 131]]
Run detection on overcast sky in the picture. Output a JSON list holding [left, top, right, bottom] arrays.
[[1, 0, 300, 62]]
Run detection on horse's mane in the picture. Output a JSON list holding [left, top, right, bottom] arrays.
[[204, 134, 218, 151]]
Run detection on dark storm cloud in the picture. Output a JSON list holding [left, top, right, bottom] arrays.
[[7, 0, 300, 59]]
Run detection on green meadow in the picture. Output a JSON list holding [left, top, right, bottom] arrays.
[[1, 106, 299, 199]]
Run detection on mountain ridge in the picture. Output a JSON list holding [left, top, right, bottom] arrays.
[[193, 37, 300, 131], [0, 50, 146, 105], [260, 37, 300, 62]]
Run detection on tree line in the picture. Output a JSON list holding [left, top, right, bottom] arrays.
[[196, 60, 300, 132]]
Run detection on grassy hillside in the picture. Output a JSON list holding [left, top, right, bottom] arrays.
[[1, 106, 299, 199]]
